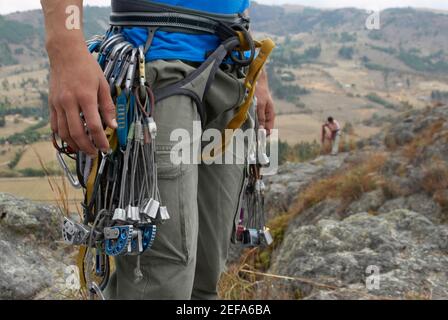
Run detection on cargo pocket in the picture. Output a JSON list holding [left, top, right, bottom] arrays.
[[142, 147, 198, 266]]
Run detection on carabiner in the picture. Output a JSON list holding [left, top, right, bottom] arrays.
[[56, 151, 82, 189], [89, 282, 106, 300], [138, 45, 147, 100], [125, 48, 138, 95]]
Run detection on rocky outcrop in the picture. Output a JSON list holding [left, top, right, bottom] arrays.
[[270, 209, 448, 300], [264, 154, 348, 218], [261, 106, 448, 300], [0, 193, 72, 300]]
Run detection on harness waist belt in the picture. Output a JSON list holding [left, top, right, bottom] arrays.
[[110, 0, 249, 35]]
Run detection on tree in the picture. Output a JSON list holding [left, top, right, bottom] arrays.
[[338, 46, 354, 60]]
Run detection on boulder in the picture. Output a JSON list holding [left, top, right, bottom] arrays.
[[378, 194, 443, 224], [270, 210, 448, 299], [0, 193, 72, 300], [346, 189, 385, 216]]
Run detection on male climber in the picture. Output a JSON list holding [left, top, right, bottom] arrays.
[[41, 0, 275, 299], [322, 116, 341, 156]]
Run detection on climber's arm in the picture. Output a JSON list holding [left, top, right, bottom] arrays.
[[41, 0, 117, 156]]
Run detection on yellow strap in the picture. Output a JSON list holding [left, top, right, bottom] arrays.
[[77, 246, 88, 293], [78, 127, 117, 294], [226, 38, 275, 130], [86, 127, 117, 205], [203, 37, 275, 161]]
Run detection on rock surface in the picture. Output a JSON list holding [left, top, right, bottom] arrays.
[[271, 210, 448, 299], [0, 193, 73, 300], [264, 154, 348, 219], [263, 105, 448, 300]]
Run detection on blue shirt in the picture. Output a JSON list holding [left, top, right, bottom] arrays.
[[122, 0, 251, 62]]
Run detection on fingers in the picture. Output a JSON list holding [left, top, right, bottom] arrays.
[[65, 104, 99, 156], [264, 99, 276, 135], [49, 102, 58, 134], [257, 99, 266, 129], [98, 78, 117, 129], [79, 93, 110, 153], [55, 106, 79, 152]]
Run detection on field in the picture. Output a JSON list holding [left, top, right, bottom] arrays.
[[0, 115, 38, 137], [16, 140, 59, 170], [0, 177, 83, 212]]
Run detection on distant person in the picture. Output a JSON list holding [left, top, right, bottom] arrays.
[[322, 117, 341, 156]]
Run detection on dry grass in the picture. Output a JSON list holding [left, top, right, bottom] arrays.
[[402, 119, 444, 159], [35, 148, 82, 220], [380, 178, 405, 199], [339, 136, 357, 153], [404, 290, 432, 300], [17, 141, 59, 171], [218, 249, 259, 300], [421, 161, 448, 194], [292, 153, 386, 212], [434, 190, 448, 209]]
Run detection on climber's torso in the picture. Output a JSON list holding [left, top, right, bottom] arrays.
[[123, 0, 251, 62]]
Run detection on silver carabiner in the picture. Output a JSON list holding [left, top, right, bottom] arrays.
[[125, 48, 138, 94], [99, 33, 125, 55], [112, 43, 134, 87], [104, 41, 128, 79], [56, 151, 82, 189], [90, 282, 106, 300]]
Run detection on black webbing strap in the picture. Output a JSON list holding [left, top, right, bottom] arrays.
[[153, 37, 240, 125]]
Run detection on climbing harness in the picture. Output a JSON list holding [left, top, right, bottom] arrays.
[[55, 0, 275, 299], [236, 127, 273, 247]]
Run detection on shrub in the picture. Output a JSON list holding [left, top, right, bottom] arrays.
[[339, 46, 354, 60], [8, 150, 24, 169], [380, 178, 405, 200], [421, 162, 448, 194], [365, 93, 397, 110], [277, 140, 321, 165]]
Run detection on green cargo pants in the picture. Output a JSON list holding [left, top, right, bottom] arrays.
[[104, 60, 255, 300]]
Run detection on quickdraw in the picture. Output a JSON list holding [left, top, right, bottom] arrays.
[[55, 4, 275, 299], [236, 127, 273, 248]]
